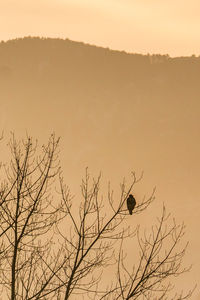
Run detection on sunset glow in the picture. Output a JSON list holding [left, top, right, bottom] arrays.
[[1, 0, 200, 56]]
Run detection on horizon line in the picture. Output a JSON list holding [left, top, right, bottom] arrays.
[[1, 35, 199, 59]]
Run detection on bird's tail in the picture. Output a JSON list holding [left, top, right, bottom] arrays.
[[129, 210, 133, 215]]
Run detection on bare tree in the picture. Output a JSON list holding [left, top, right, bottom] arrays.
[[0, 134, 194, 299], [112, 207, 194, 300], [50, 170, 152, 299], [0, 134, 66, 299], [52, 170, 193, 300]]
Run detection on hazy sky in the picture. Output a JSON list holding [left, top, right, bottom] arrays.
[[1, 0, 200, 56], [1, 2, 200, 297]]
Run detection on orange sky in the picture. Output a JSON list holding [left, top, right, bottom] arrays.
[[0, 2, 200, 298], [1, 0, 200, 56]]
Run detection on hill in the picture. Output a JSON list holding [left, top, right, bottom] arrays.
[[1, 37, 200, 97], [1, 37, 200, 135]]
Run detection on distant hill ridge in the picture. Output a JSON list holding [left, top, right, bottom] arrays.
[[0, 36, 199, 74], [1, 36, 200, 59], [0, 36, 200, 106], [0, 36, 171, 60]]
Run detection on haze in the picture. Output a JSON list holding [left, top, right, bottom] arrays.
[[0, 0, 200, 298], [1, 0, 200, 56]]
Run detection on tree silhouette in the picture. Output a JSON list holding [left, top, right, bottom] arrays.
[[0, 134, 66, 299], [0, 134, 194, 299]]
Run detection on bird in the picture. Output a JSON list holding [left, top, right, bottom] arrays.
[[127, 194, 136, 215]]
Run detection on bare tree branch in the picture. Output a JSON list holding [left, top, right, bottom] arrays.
[[0, 134, 194, 300]]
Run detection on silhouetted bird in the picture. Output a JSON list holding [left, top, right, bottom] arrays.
[[127, 194, 136, 215]]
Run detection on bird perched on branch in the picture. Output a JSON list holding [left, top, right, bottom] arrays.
[[127, 194, 136, 215]]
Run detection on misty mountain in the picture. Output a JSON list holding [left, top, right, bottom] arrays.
[[1, 37, 200, 100], [1, 37, 200, 137]]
